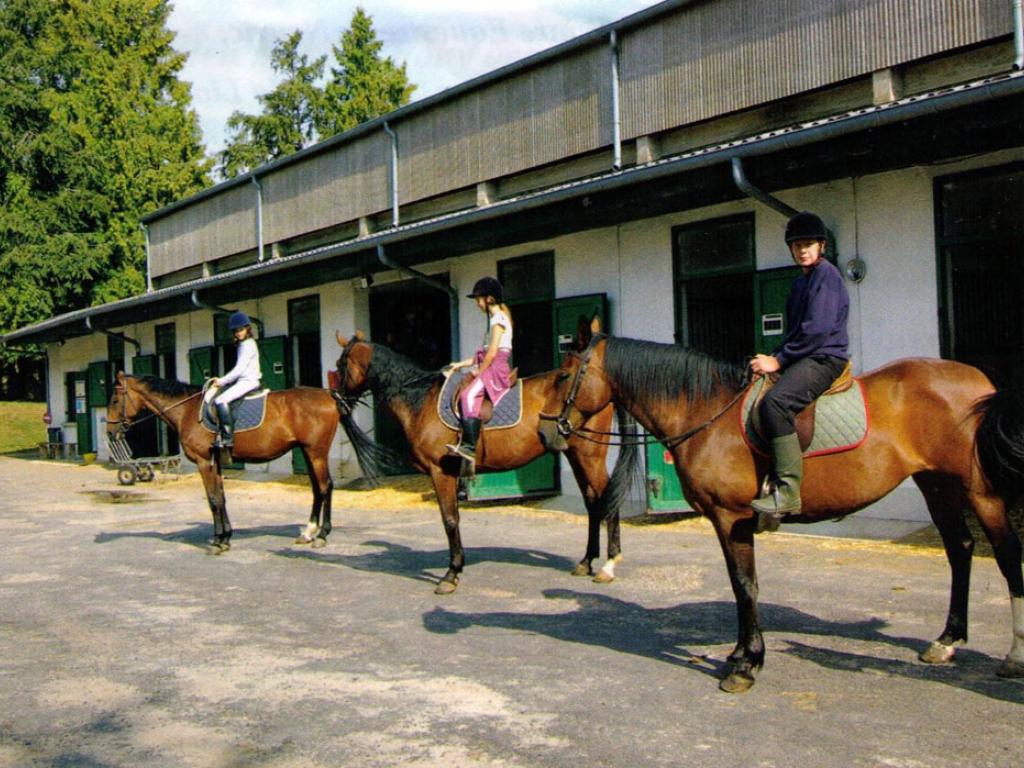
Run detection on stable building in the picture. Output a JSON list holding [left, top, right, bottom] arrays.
[[4, 0, 1024, 522]]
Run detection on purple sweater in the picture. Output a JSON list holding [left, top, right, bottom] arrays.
[[773, 258, 850, 368]]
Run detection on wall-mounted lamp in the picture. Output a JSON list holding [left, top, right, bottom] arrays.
[[844, 257, 867, 283], [357, 274, 374, 290]]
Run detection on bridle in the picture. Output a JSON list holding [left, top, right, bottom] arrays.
[[332, 335, 362, 416], [540, 333, 754, 448], [108, 379, 202, 437]]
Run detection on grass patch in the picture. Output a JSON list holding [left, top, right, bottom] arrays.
[[0, 401, 48, 453]]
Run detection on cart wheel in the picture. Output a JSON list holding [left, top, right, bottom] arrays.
[[138, 465, 155, 482], [117, 467, 137, 486]]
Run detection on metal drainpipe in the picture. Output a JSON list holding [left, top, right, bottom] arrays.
[[141, 223, 152, 293], [375, 244, 459, 357], [1015, 0, 1024, 70], [251, 175, 265, 262], [731, 157, 839, 263], [84, 317, 142, 355], [383, 122, 400, 227], [730, 157, 800, 219], [190, 291, 265, 337], [610, 30, 622, 171]]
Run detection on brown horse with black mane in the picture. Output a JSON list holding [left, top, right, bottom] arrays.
[[107, 372, 342, 553], [538, 318, 1024, 693], [333, 331, 640, 595]]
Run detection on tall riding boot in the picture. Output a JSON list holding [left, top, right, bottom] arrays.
[[214, 402, 234, 449], [454, 417, 481, 470], [751, 433, 803, 532]]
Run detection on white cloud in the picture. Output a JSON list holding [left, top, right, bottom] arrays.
[[167, 0, 656, 155]]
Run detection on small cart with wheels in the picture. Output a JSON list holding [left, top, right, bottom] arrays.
[[106, 435, 182, 485]]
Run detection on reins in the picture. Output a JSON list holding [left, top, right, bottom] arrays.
[[112, 382, 203, 433], [540, 334, 754, 448]]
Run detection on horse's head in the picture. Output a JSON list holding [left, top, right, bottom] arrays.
[[333, 331, 372, 402], [538, 314, 612, 452], [106, 371, 144, 439]]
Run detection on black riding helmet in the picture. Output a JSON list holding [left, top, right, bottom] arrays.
[[785, 211, 828, 243], [467, 276, 503, 303]]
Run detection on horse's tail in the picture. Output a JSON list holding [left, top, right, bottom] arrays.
[[974, 380, 1024, 507], [599, 405, 646, 522], [333, 397, 407, 488]]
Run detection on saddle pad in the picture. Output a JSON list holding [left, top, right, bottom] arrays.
[[740, 377, 869, 458], [437, 369, 523, 432], [201, 389, 269, 434]]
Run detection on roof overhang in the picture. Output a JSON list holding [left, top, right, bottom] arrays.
[[5, 70, 1024, 347]]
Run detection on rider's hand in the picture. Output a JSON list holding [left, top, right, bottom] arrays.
[[749, 354, 780, 376]]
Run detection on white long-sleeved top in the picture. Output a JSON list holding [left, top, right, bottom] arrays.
[[219, 337, 261, 388]]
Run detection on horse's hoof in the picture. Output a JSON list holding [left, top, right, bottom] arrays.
[[205, 542, 230, 556], [719, 671, 756, 694], [995, 657, 1024, 679], [311, 537, 327, 549], [919, 641, 957, 665], [294, 535, 313, 545], [570, 563, 593, 577], [434, 578, 459, 595], [592, 570, 615, 584]]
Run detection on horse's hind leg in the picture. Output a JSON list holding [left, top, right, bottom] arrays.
[[913, 472, 974, 664], [966, 490, 1024, 677]]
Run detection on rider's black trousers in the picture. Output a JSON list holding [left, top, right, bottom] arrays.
[[759, 354, 848, 438]]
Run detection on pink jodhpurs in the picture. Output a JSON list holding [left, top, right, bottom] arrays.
[[459, 349, 512, 418]]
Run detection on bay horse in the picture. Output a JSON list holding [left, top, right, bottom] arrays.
[[538, 318, 1024, 693], [332, 331, 640, 595], [106, 372, 342, 553]]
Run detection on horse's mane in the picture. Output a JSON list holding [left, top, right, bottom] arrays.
[[130, 374, 201, 397], [366, 343, 442, 410], [603, 337, 747, 404]]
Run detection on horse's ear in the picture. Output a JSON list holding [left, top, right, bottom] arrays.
[[355, 330, 365, 341], [336, 330, 348, 347], [574, 314, 592, 352], [590, 314, 602, 335], [116, 370, 126, 383]]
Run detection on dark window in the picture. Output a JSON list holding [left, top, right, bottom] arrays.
[[673, 214, 755, 365], [288, 295, 322, 387], [937, 164, 1024, 387], [499, 252, 554, 376], [213, 314, 236, 376]]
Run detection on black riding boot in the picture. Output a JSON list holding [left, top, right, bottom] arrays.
[[214, 402, 234, 449], [454, 417, 481, 470]]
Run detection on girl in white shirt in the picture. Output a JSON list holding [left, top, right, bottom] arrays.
[[446, 277, 514, 469], [211, 311, 262, 448]]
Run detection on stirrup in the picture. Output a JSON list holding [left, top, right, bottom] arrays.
[[445, 441, 462, 456]]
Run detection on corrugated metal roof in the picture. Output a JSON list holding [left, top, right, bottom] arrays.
[[5, 69, 1023, 346]]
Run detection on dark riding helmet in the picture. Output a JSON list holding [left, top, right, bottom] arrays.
[[228, 311, 251, 330], [467, 276, 503, 303], [785, 211, 828, 243]]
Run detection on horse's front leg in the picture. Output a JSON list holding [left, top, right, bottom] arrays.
[[430, 465, 463, 595], [199, 457, 232, 554], [566, 451, 618, 581], [708, 507, 764, 693]]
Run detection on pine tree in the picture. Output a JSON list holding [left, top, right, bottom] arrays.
[[219, 31, 326, 178], [317, 7, 415, 138], [0, 0, 211, 350]]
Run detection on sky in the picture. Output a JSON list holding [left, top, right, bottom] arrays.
[[166, 0, 658, 156]]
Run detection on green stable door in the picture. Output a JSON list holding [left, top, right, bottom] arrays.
[[468, 293, 608, 501]]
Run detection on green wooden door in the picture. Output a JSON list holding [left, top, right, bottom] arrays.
[[468, 292, 608, 501], [754, 266, 800, 355], [188, 346, 214, 385], [645, 442, 688, 511], [257, 336, 289, 391], [72, 372, 91, 454]]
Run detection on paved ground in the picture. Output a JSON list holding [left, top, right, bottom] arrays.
[[1, 456, 1022, 768]]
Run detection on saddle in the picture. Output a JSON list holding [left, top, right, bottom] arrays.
[[200, 389, 270, 434], [449, 368, 518, 424], [745, 360, 864, 456]]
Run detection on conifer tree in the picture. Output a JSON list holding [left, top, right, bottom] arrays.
[[219, 31, 326, 178], [317, 7, 415, 138]]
